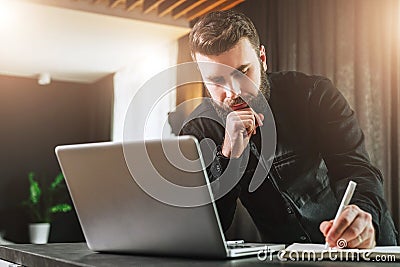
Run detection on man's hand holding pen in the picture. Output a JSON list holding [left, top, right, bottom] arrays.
[[320, 204, 376, 249]]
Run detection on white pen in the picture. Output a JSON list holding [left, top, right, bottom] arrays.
[[325, 180, 357, 249]]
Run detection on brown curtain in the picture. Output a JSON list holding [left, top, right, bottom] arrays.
[[237, 0, 400, 228]]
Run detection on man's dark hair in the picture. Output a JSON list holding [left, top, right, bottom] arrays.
[[189, 10, 260, 58]]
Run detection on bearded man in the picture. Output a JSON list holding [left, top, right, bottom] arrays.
[[180, 10, 397, 248]]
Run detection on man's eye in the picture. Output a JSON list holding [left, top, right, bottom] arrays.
[[233, 69, 248, 78]]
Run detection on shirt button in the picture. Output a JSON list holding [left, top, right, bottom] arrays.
[[286, 207, 293, 214], [300, 236, 307, 241]]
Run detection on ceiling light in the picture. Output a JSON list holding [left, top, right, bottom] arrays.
[[38, 72, 51, 85]]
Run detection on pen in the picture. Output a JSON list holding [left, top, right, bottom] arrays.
[[325, 180, 357, 249]]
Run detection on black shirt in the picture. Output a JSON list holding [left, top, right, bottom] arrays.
[[180, 71, 398, 245]]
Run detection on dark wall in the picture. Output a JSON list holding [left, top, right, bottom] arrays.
[[87, 75, 114, 141], [0, 74, 113, 242], [235, 0, 278, 71]]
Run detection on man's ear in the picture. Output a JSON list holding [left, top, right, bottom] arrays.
[[260, 45, 268, 72]]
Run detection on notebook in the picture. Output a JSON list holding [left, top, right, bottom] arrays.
[[282, 243, 400, 261], [55, 136, 285, 258]]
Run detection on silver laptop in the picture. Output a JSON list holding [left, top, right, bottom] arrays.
[[55, 136, 285, 258]]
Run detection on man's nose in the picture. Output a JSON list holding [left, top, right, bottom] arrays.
[[225, 79, 241, 98]]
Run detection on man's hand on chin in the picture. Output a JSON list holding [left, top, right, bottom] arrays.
[[221, 107, 264, 158], [319, 205, 376, 249]]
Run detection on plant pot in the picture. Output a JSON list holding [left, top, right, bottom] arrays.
[[29, 223, 50, 244]]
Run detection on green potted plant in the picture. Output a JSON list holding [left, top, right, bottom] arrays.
[[23, 171, 72, 244]]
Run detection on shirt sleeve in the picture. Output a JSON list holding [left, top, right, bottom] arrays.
[[310, 77, 398, 244]]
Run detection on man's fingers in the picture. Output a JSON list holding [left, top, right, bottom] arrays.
[[326, 205, 359, 244], [229, 113, 255, 123], [320, 220, 333, 236], [229, 113, 257, 135], [233, 118, 255, 135], [223, 108, 260, 158], [230, 108, 264, 128], [325, 205, 375, 249], [346, 227, 375, 248], [339, 214, 368, 242], [339, 210, 374, 249], [246, 121, 256, 136], [229, 115, 254, 130], [253, 112, 264, 127]]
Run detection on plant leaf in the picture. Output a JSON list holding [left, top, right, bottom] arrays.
[[50, 172, 64, 190], [50, 204, 72, 213], [28, 172, 41, 204]]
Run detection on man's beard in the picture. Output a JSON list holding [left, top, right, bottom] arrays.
[[209, 66, 271, 122]]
